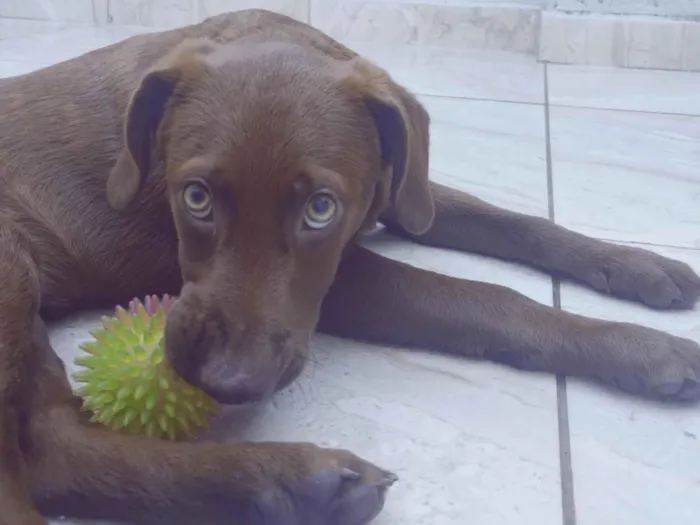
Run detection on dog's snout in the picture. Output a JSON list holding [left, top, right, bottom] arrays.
[[198, 367, 269, 405], [165, 287, 310, 406]]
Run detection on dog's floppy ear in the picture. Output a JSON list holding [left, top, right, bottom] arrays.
[[341, 59, 435, 235], [106, 39, 215, 210]]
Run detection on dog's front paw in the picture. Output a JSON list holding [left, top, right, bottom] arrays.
[[254, 443, 397, 525], [586, 323, 700, 401], [582, 245, 700, 310]]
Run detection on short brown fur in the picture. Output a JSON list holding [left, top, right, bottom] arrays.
[[1, 9, 699, 525]]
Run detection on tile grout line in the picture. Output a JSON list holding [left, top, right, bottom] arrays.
[[596, 238, 700, 252], [545, 63, 577, 525], [411, 92, 700, 119], [548, 101, 700, 119], [418, 93, 546, 107]]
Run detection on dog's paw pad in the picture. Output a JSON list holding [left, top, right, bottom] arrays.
[[256, 447, 396, 525], [591, 247, 700, 310], [654, 377, 700, 401], [604, 327, 700, 402]]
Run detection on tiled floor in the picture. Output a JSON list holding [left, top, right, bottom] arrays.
[[2, 22, 700, 525]]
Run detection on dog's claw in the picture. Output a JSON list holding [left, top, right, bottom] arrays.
[[592, 324, 700, 403], [585, 246, 700, 310], [381, 472, 399, 487], [614, 374, 644, 395], [654, 377, 700, 401], [655, 382, 683, 397], [676, 378, 700, 401], [252, 445, 393, 525]]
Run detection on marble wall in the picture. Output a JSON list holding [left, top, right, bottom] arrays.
[[0, 1, 310, 27], [551, 0, 700, 17], [310, 0, 541, 52], [1, 1, 699, 71], [539, 10, 700, 71], [5, 1, 699, 27], [102, 0, 309, 26], [0, 0, 95, 24]]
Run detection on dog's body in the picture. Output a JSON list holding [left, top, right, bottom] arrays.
[[1, 9, 699, 525]]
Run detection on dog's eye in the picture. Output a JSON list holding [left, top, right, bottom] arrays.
[[304, 193, 336, 229], [183, 183, 212, 219]]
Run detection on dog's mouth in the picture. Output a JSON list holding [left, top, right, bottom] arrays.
[[190, 360, 286, 407], [196, 356, 305, 407], [199, 383, 271, 407], [166, 351, 279, 407]]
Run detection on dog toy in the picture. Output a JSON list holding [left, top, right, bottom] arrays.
[[72, 294, 219, 441]]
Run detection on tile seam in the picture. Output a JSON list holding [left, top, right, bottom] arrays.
[[545, 62, 577, 525]]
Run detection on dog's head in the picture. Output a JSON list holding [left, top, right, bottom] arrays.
[[106, 37, 434, 405]]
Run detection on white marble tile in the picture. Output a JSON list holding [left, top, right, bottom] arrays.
[[0, 29, 110, 63], [0, 0, 54, 20], [346, 41, 545, 104], [0, 25, 156, 64], [547, 64, 700, 116], [198, 0, 309, 22], [311, 0, 540, 53], [0, 18, 76, 40], [682, 20, 700, 72], [0, 26, 547, 109], [418, 96, 548, 217], [561, 243, 700, 525], [550, 106, 700, 248], [0, 60, 49, 77], [0, 0, 95, 24], [106, 0, 195, 28], [539, 11, 700, 72]]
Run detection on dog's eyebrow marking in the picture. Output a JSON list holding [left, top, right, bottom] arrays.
[[176, 156, 216, 180]]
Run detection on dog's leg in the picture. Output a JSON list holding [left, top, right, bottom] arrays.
[[382, 182, 700, 310], [0, 223, 48, 525], [23, 314, 396, 525], [29, 402, 397, 525], [319, 246, 700, 401]]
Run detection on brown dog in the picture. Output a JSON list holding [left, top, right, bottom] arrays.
[[1, 8, 699, 525]]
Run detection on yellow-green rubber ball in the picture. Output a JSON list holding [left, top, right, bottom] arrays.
[[72, 294, 219, 441]]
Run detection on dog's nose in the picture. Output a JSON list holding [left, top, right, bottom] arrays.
[[197, 362, 271, 405]]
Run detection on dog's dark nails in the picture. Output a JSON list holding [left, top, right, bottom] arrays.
[[381, 472, 398, 487], [679, 377, 700, 400], [655, 382, 683, 396], [613, 374, 644, 394]]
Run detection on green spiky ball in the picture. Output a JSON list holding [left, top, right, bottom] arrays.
[[73, 294, 219, 441]]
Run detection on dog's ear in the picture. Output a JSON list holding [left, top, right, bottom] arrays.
[[106, 39, 215, 210], [341, 59, 435, 235]]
